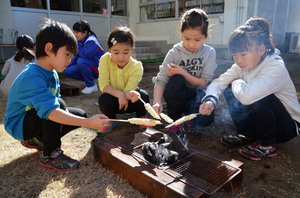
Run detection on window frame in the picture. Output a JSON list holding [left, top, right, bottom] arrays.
[[139, 0, 224, 22]]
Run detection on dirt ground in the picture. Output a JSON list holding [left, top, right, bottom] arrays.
[[0, 59, 300, 197]]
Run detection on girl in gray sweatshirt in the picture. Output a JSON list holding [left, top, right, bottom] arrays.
[[152, 8, 217, 133], [200, 18, 300, 161]]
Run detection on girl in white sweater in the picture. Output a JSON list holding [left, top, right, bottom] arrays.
[[199, 18, 300, 160]]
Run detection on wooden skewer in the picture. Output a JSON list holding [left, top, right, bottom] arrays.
[[138, 96, 146, 105], [165, 113, 201, 128], [108, 119, 130, 122]]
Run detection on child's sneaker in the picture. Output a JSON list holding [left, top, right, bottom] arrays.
[[98, 121, 118, 133], [39, 148, 80, 172], [21, 137, 44, 152], [138, 115, 153, 129], [220, 133, 255, 148], [239, 141, 277, 161], [81, 84, 98, 94]]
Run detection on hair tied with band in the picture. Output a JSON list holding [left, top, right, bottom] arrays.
[[111, 38, 117, 45], [246, 18, 259, 28]]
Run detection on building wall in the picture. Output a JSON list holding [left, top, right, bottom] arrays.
[[130, 1, 249, 48], [0, 0, 15, 44], [286, 0, 300, 33]]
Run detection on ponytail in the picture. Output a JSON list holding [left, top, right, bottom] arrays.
[[14, 34, 35, 62]]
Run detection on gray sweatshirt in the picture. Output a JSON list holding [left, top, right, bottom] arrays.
[[0, 56, 35, 97], [203, 49, 300, 123], [153, 42, 217, 88]]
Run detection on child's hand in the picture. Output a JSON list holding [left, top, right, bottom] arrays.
[[199, 101, 215, 115], [126, 90, 140, 103], [89, 114, 110, 131], [118, 93, 129, 110], [167, 63, 185, 76], [153, 102, 163, 114]]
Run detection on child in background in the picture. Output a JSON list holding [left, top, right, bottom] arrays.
[[97, 27, 150, 133], [199, 18, 300, 160], [0, 34, 35, 97], [152, 8, 217, 133], [4, 18, 109, 172], [65, 20, 105, 94]]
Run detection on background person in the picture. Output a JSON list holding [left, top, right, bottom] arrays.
[[65, 20, 105, 94], [0, 34, 35, 97]]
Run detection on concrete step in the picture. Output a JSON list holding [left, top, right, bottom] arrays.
[[135, 53, 165, 61], [135, 40, 167, 47], [134, 46, 162, 54], [134, 40, 167, 60]]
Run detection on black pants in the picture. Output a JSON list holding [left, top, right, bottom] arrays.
[[164, 74, 214, 127], [23, 98, 87, 156], [224, 86, 298, 145], [98, 89, 149, 118]]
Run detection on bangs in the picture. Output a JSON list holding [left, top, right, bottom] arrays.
[[229, 31, 252, 53], [73, 22, 83, 32]]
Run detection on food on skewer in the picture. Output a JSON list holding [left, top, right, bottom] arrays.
[[128, 118, 162, 126], [160, 113, 173, 124], [144, 103, 161, 120], [166, 113, 199, 128]]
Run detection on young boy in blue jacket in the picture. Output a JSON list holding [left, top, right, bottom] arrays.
[[4, 18, 109, 172]]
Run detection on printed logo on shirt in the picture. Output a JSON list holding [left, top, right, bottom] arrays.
[[179, 57, 204, 76]]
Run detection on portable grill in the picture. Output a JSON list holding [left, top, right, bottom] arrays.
[[102, 127, 241, 195]]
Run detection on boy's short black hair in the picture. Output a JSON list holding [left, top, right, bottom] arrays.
[[35, 18, 77, 59]]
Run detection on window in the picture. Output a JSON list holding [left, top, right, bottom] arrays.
[[140, 0, 176, 22], [11, 0, 47, 9], [83, 0, 107, 14], [140, 0, 224, 21], [111, 0, 127, 16], [200, 0, 224, 15], [157, 2, 175, 19], [50, 0, 79, 12]]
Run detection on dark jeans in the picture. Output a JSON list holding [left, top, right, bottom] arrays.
[[98, 89, 149, 118], [23, 98, 87, 156], [164, 74, 214, 127], [224, 86, 298, 145]]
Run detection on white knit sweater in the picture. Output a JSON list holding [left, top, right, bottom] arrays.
[[204, 50, 300, 123]]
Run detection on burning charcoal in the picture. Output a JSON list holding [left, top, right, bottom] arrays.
[[161, 148, 179, 164], [156, 133, 172, 144], [142, 137, 179, 165], [142, 142, 159, 164]]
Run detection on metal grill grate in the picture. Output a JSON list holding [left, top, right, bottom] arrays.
[[164, 153, 241, 195]]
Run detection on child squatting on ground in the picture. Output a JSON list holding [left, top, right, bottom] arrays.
[[199, 18, 300, 161], [4, 18, 109, 172], [152, 8, 217, 134], [97, 26, 150, 133], [0, 34, 36, 97], [64, 20, 105, 94]]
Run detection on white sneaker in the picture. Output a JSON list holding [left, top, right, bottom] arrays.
[[81, 84, 98, 94]]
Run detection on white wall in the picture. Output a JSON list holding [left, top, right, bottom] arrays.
[[12, 9, 48, 41], [129, 1, 246, 47], [286, 0, 300, 33], [0, 0, 15, 44]]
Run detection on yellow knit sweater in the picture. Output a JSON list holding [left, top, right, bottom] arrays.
[[98, 52, 143, 93]]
